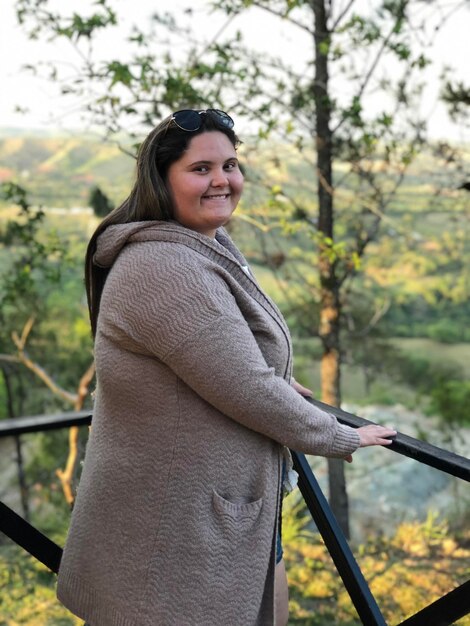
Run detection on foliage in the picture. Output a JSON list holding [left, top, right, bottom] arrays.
[[0, 544, 81, 626], [429, 380, 470, 426], [343, 328, 470, 425], [1, 137, 468, 422], [441, 80, 470, 123], [89, 185, 113, 217], [1, 498, 468, 625], [0, 184, 93, 419], [2, 138, 467, 418], [0, 183, 63, 320], [428, 319, 469, 344], [283, 503, 470, 625], [0, 184, 59, 416], [10, 0, 469, 389]]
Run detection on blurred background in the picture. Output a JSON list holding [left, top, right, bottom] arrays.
[[0, 1, 469, 624]]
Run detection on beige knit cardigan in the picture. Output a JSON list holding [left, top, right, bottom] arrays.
[[57, 221, 360, 626]]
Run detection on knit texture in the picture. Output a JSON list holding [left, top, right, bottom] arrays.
[[57, 221, 360, 626]]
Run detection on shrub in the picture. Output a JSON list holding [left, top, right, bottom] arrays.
[[427, 320, 464, 343], [430, 380, 470, 426], [284, 506, 470, 625]]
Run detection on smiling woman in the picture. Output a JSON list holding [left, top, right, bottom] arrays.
[[166, 131, 244, 237], [56, 108, 396, 626]]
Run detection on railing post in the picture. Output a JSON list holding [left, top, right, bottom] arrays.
[[292, 451, 388, 626], [397, 580, 470, 626], [0, 501, 62, 573]]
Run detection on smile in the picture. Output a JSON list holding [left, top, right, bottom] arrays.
[[202, 194, 230, 199]]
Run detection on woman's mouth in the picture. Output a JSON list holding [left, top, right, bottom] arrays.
[[202, 193, 230, 200]]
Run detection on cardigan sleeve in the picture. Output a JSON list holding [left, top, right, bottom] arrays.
[[103, 245, 360, 458], [162, 314, 359, 457]]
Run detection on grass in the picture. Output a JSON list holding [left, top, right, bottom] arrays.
[[389, 337, 470, 379], [288, 330, 470, 406]]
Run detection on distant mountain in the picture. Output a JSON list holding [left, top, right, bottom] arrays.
[[0, 132, 136, 207], [1, 129, 469, 211], [0, 127, 63, 138]]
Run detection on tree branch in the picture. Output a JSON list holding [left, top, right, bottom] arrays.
[[57, 360, 96, 507], [331, 0, 357, 31], [332, 18, 403, 134], [9, 316, 96, 506], [352, 298, 392, 337], [11, 318, 77, 405], [252, 1, 315, 36], [0, 354, 21, 364]]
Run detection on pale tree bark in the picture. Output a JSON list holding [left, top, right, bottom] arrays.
[[11, 316, 95, 507], [55, 362, 95, 507], [312, 0, 350, 538]]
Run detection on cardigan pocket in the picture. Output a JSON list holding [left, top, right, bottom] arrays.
[[212, 489, 263, 534]]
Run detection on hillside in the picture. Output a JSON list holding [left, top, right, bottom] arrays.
[[1, 130, 469, 351], [0, 133, 135, 207], [1, 131, 469, 210]]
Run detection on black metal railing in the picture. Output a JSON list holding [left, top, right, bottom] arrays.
[[0, 402, 469, 625]]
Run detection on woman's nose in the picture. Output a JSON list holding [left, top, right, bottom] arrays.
[[210, 168, 229, 187]]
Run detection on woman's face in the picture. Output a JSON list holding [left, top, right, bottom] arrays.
[[166, 131, 244, 238]]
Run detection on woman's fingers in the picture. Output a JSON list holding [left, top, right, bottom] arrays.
[[357, 424, 397, 448], [291, 380, 313, 397]]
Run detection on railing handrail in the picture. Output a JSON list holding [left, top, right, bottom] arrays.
[[308, 398, 470, 481], [1, 403, 468, 481], [0, 410, 92, 437]]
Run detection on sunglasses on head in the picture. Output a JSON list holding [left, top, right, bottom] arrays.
[[171, 109, 234, 132]]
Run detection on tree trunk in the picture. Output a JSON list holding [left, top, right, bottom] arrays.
[[312, 0, 350, 538]]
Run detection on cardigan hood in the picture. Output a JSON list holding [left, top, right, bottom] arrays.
[[94, 220, 250, 271]]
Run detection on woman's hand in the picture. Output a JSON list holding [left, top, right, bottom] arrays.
[[357, 424, 397, 447], [291, 378, 313, 397], [291, 378, 396, 462], [344, 424, 396, 463]]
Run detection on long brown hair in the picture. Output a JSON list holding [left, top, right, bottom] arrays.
[[85, 111, 241, 338]]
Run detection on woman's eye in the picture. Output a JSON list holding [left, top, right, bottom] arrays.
[[225, 162, 237, 170], [193, 166, 208, 173]]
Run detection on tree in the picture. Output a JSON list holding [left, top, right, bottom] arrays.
[[13, 0, 468, 535], [0, 183, 94, 507], [0, 182, 65, 419], [441, 80, 470, 124], [89, 185, 113, 217]]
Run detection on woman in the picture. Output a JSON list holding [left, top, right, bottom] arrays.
[[57, 108, 396, 626]]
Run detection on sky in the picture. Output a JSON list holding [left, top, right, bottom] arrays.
[[0, 0, 468, 142]]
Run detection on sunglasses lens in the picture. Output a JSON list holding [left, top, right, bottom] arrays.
[[209, 109, 234, 129], [171, 109, 234, 131], [172, 110, 202, 131]]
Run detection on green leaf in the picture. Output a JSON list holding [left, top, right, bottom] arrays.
[[107, 61, 134, 87]]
